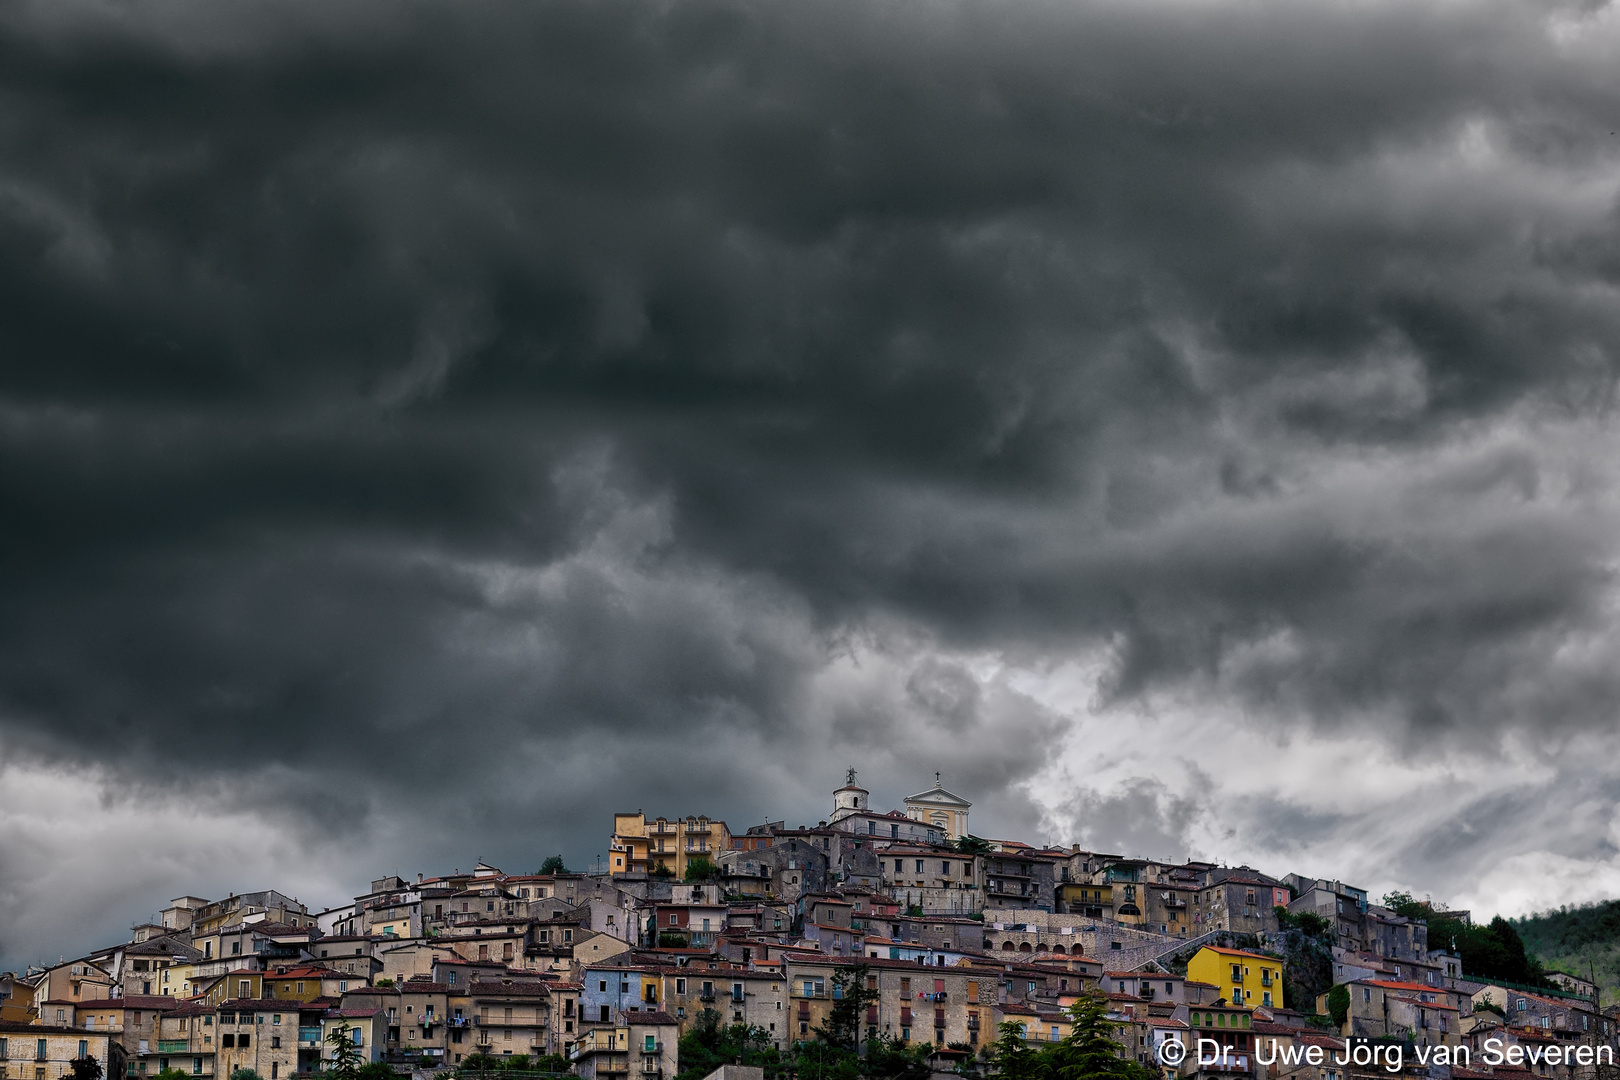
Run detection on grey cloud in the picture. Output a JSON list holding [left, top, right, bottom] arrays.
[[3, 0, 1620, 966], [1045, 777, 1205, 863]]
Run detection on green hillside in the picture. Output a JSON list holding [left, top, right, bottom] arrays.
[[1512, 900, 1620, 1005]]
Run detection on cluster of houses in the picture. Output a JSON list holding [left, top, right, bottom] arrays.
[[3, 775, 1616, 1080]]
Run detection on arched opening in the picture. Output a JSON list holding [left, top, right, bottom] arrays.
[[1051, 945, 1066, 955], [1001, 941, 1016, 952], [1018, 942, 1033, 953], [1035, 943, 1049, 952]]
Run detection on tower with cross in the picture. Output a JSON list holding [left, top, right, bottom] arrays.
[[831, 767, 869, 821]]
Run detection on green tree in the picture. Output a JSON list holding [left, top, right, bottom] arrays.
[[684, 857, 719, 882], [1047, 993, 1153, 1080], [326, 1024, 364, 1080], [1381, 891, 1428, 919], [863, 1037, 931, 1080], [953, 835, 993, 856], [673, 1010, 783, 1080], [652, 864, 675, 879], [990, 1020, 1040, 1080], [229, 1070, 265, 1080], [68, 1058, 103, 1080], [539, 856, 568, 875], [813, 964, 880, 1053], [1326, 985, 1350, 1028], [154, 1070, 192, 1080]]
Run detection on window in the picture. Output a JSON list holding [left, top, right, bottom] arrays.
[[644, 1036, 656, 1053]]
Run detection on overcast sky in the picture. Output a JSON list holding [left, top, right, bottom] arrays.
[[5, 0, 1620, 970]]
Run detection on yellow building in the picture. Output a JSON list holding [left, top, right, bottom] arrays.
[[608, 813, 732, 878], [199, 972, 264, 1006], [0, 1023, 124, 1080], [1055, 882, 1113, 918], [262, 967, 336, 1003], [1, 974, 35, 1023], [1185, 946, 1283, 1009], [903, 779, 971, 841]]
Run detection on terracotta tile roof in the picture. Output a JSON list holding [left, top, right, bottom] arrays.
[[630, 1011, 677, 1025], [469, 980, 551, 996], [1196, 946, 1275, 960]]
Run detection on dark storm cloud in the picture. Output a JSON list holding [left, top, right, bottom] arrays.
[[3, 0, 1620, 962], [1047, 777, 1206, 862]]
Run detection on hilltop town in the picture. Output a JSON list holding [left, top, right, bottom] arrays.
[[3, 775, 1614, 1080]]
